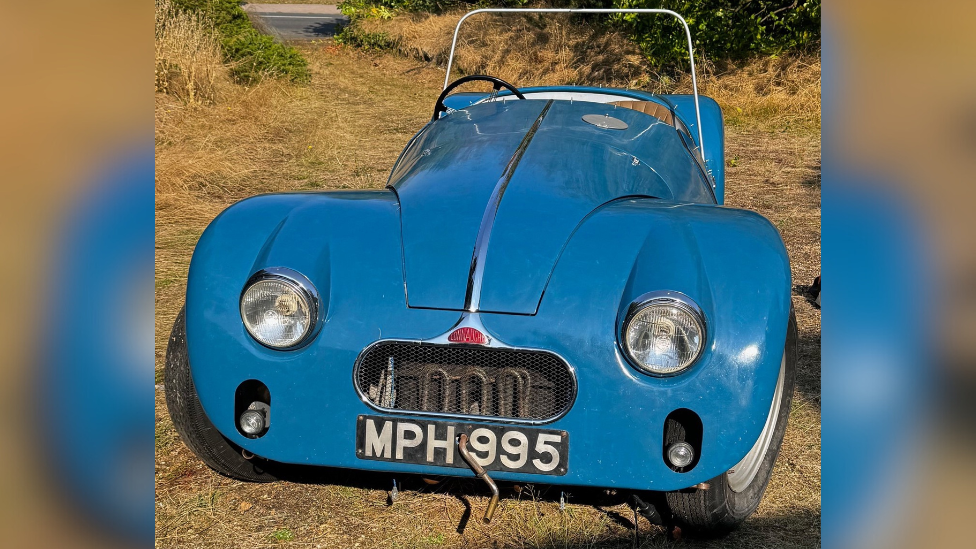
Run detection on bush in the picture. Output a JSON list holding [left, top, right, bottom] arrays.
[[607, 0, 821, 68], [172, 0, 310, 84], [172, 0, 254, 34], [224, 31, 312, 83], [334, 25, 398, 51], [340, 0, 530, 21], [337, 0, 820, 70]]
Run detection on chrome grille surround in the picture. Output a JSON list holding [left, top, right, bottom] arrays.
[[354, 341, 576, 424]]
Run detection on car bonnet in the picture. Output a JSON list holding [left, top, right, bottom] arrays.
[[389, 98, 713, 314]]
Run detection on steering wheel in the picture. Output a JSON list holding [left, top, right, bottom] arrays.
[[432, 75, 526, 122]]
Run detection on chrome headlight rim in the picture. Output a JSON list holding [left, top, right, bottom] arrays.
[[620, 291, 707, 377], [240, 267, 320, 350]]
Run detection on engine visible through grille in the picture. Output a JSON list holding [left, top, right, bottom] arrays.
[[355, 342, 575, 422]]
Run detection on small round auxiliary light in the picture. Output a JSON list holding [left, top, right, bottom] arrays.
[[667, 442, 695, 468], [239, 410, 266, 437]]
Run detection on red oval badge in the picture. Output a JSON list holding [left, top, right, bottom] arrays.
[[448, 327, 488, 345]]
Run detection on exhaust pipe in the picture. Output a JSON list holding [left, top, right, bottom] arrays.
[[457, 433, 500, 523]]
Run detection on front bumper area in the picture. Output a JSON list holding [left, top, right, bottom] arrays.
[[187, 306, 783, 492]]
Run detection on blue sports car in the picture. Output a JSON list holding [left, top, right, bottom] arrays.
[[165, 9, 795, 536]]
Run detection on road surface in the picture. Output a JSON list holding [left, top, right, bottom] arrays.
[[243, 4, 349, 41]]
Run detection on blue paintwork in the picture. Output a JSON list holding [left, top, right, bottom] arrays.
[[183, 85, 791, 492], [393, 98, 713, 313], [666, 94, 726, 203], [393, 100, 549, 310], [441, 86, 726, 202], [441, 91, 494, 111]]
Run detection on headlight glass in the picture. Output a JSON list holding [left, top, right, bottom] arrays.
[[624, 299, 704, 375], [241, 278, 313, 348]]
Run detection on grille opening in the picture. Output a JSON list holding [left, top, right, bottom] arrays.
[[356, 342, 575, 422]]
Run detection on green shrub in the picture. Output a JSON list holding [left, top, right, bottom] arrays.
[[225, 30, 311, 83], [172, 0, 310, 83], [607, 0, 821, 69], [171, 0, 252, 35], [334, 24, 398, 50], [340, 0, 529, 20]]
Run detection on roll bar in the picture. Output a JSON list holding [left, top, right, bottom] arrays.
[[444, 9, 705, 161]]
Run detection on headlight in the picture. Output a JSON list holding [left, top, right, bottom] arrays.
[[622, 293, 705, 375], [240, 268, 318, 349]]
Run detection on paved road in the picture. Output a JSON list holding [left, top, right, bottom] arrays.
[[243, 4, 349, 41]]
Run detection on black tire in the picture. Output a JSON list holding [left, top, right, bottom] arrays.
[[664, 310, 797, 536], [164, 306, 277, 482]]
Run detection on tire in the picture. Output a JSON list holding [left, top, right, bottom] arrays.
[[664, 310, 797, 536], [164, 306, 277, 482]]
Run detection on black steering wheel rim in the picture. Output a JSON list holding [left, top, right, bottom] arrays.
[[432, 75, 525, 122]]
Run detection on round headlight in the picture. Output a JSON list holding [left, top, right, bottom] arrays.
[[240, 271, 316, 349], [622, 295, 705, 375]]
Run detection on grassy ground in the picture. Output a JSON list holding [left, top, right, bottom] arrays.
[[155, 41, 820, 548]]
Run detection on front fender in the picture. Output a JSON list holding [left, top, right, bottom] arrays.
[[184, 190, 462, 449], [480, 198, 791, 484]]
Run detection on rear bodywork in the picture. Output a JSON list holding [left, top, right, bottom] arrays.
[[185, 87, 791, 491]]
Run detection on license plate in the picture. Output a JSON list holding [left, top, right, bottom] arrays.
[[355, 415, 568, 476]]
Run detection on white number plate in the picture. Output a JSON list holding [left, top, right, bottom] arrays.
[[355, 415, 568, 476]]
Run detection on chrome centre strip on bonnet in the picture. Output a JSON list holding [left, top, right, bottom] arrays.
[[463, 100, 553, 313]]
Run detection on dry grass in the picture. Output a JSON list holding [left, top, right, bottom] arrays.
[[675, 55, 821, 134], [357, 12, 649, 88], [155, 0, 227, 104], [351, 10, 820, 134], [155, 37, 820, 549]]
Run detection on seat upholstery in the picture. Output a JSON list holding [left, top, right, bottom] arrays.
[[608, 101, 674, 126]]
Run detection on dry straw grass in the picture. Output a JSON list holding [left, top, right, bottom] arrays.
[[354, 10, 820, 133], [668, 55, 821, 133], [155, 0, 226, 104], [358, 12, 649, 88]]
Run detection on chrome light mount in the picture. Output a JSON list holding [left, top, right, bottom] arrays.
[[240, 267, 321, 350], [619, 290, 707, 377]]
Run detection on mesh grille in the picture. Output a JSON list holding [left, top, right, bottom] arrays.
[[356, 342, 575, 422]]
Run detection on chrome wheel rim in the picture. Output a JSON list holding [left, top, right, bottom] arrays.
[[727, 353, 786, 493]]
